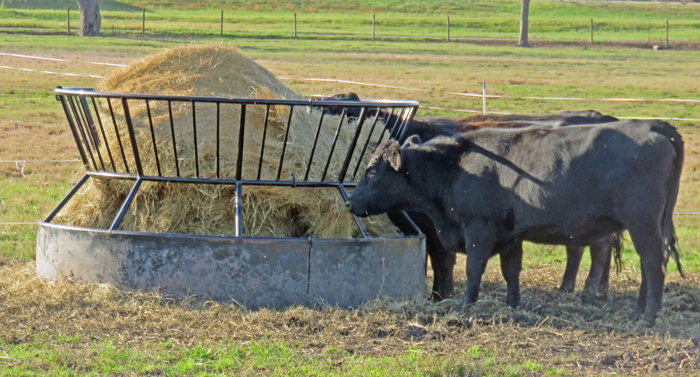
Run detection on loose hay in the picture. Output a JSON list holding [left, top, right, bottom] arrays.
[[53, 44, 399, 238]]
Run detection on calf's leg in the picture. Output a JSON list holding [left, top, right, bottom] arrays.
[[499, 241, 523, 309], [560, 246, 584, 293], [461, 221, 496, 306], [627, 227, 665, 327], [581, 234, 615, 302]]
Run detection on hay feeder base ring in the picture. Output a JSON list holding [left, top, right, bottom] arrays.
[[36, 87, 426, 309]]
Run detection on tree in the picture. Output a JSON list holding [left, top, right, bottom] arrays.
[[76, 0, 101, 36], [518, 0, 530, 47]]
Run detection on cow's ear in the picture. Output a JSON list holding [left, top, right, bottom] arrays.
[[383, 141, 402, 171], [402, 135, 422, 148]]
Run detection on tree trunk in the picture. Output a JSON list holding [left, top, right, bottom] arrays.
[[518, 0, 530, 48], [76, 0, 101, 37]]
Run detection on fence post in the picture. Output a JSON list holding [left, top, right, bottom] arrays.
[[221, 10, 224, 37], [590, 18, 593, 44], [447, 16, 450, 42], [666, 20, 669, 49], [67, 6, 70, 35], [142, 8, 145, 35], [294, 13, 297, 38], [372, 14, 375, 40], [482, 81, 487, 115]]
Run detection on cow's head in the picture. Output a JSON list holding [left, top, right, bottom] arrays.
[[347, 137, 422, 217]]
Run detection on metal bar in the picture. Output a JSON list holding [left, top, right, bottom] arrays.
[[55, 88, 419, 108], [304, 107, 326, 181], [76, 95, 106, 171], [167, 100, 180, 177], [43, 174, 90, 223], [257, 104, 271, 180], [91, 97, 117, 173], [352, 109, 382, 180], [400, 210, 423, 236], [57, 94, 90, 167], [107, 98, 130, 174], [216, 102, 221, 178], [191, 101, 200, 178], [338, 184, 368, 238], [235, 183, 243, 237], [87, 170, 357, 187], [321, 109, 347, 182], [80, 96, 98, 147], [121, 98, 144, 176], [68, 96, 99, 171], [236, 104, 246, 181], [396, 107, 415, 142], [109, 177, 143, 231], [276, 105, 295, 181], [145, 100, 162, 176], [338, 107, 368, 183], [377, 108, 396, 144]]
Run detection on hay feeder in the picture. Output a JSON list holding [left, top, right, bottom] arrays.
[[36, 87, 426, 309]]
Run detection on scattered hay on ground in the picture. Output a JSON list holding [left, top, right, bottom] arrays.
[[53, 44, 399, 238], [2, 255, 699, 374]]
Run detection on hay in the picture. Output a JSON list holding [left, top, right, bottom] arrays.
[[54, 44, 399, 238]]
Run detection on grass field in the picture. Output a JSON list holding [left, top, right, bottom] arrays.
[[1, 0, 700, 43], [1, 1, 700, 375]]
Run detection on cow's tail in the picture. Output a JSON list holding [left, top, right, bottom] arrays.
[[654, 121, 684, 278]]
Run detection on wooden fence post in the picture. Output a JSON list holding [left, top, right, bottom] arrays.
[[372, 14, 375, 40], [142, 8, 145, 35], [221, 10, 224, 37], [67, 6, 70, 35], [590, 18, 593, 44], [482, 81, 487, 115], [447, 16, 450, 42], [294, 13, 297, 38], [666, 20, 669, 49]]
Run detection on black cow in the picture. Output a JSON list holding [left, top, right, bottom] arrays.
[[318, 93, 622, 301], [347, 120, 683, 326]]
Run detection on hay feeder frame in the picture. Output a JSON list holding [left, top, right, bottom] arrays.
[[37, 87, 426, 309]]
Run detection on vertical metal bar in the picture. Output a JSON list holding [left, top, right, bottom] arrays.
[[80, 96, 97, 148], [396, 106, 418, 142], [304, 107, 327, 181], [257, 104, 271, 180], [236, 104, 246, 181], [145, 100, 162, 176], [109, 178, 143, 231], [58, 94, 89, 167], [375, 108, 394, 145], [68, 96, 99, 171], [338, 107, 368, 183], [352, 109, 382, 180], [121, 98, 144, 176], [216, 102, 221, 178], [107, 98, 130, 174], [234, 183, 243, 237], [168, 100, 180, 177], [75, 96, 103, 167], [191, 101, 200, 178], [321, 109, 347, 182], [276, 105, 295, 181], [91, 97, 117, 173], [44, 174, 90, 224], [338, 184, 368, 238]]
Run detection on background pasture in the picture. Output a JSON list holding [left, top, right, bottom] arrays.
[[1, 0, 700, 375]]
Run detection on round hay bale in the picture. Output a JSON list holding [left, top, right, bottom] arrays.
[[55, 44, 399, 238]]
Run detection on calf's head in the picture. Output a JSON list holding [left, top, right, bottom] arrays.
[[347, 138, 420, 217]]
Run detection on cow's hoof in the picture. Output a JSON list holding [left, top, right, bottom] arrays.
[[635, 317, 655, 329], [628, 311, 642, 322], [558, 284, 575, 294]]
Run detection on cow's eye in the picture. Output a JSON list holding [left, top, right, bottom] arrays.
[[366, 169, 377, 179]]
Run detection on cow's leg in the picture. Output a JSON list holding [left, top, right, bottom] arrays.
[[598, 234, 615, 297], [499, 241, 523, 309], [461, 222, 496, 306], [627, 227, 665, 327], [581, 234, 614, 302], [560, 246, 584, 293], [429, 244, 456, 301]]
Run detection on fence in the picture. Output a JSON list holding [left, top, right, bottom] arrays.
[[9, 6, 698, 46]]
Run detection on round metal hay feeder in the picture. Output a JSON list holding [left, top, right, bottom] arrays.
[[37, 87, 426, 309]]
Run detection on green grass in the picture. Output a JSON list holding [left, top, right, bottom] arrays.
[[0, 336, 567, 376], [1, 0, 699, 42]]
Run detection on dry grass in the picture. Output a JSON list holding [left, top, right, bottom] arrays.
[[1, 254, 699, 374]]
